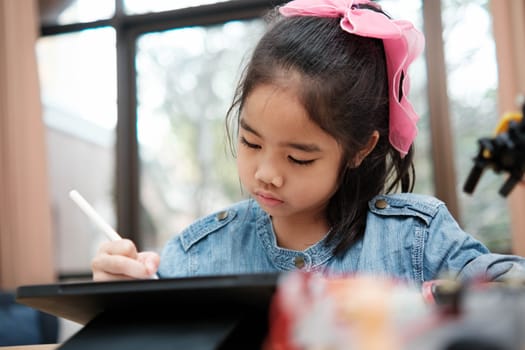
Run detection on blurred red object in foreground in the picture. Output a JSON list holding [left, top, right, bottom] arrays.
[[264, 271, 433, 350]]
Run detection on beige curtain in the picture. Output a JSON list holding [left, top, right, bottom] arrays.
[[0, 0, 55, 289], [491, 0, 525, 256]]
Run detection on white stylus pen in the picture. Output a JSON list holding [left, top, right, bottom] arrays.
[[69, 189, 159, 279]]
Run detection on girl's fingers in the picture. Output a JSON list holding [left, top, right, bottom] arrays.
[[97, 239, 139, 259], [137, 252, 161, 276], [92, 253, 151, 280], [92, 240, 160, 280]]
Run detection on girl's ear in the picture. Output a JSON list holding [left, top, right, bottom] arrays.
[[350, 131, 380, 168]]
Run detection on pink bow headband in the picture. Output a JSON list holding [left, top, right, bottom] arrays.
[[279, 0, 425, 157]]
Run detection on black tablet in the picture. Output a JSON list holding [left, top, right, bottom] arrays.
[[16, 273, 279, 325]]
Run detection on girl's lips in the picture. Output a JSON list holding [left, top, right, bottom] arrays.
[[255, 192, 284, 207]]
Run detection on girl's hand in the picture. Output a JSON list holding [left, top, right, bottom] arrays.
[[91, 239, 160, 281]]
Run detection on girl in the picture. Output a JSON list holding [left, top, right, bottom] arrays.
[[92, 0, 525, 284]]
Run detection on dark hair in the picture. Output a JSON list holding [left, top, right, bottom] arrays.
[[226, 9, 415, 254]]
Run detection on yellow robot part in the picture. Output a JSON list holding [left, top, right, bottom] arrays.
[[494, 112, 522, 135]]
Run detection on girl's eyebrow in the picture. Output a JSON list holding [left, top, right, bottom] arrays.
[[239, 118, 321, 153], [240, 118, 260, 137]]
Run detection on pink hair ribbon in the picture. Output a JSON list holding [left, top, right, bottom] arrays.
[[279, 0, 425, 157]]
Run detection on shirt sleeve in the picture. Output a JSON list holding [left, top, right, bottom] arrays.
[[456, 253, 525, 282], [422, 203, 525, 282]]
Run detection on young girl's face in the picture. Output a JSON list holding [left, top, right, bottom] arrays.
[[237, 83, 344, 223]]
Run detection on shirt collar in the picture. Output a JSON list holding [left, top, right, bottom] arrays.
[[252, 201, 337, 271]]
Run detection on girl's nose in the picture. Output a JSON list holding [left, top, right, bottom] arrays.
[[254, 161, 284, 187]]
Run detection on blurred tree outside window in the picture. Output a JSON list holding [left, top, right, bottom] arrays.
[[136, 20, 266, 248], [442, 0, 510, 252]]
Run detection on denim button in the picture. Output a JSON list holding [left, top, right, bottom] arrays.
[[375, 199, 388, 209], [294, 256, 305, 269], [216, 211, 228, 221]]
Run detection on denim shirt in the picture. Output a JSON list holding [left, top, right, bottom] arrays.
[[158, 193, 525, 285]]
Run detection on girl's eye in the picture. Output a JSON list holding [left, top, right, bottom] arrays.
[[288, 156, 315, 166], [240, 136, 261, 149]]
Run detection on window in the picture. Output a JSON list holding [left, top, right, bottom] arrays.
[[136, 20, 266, 248], [442, 0, 510, 252], [37, 27, 117, 274], [38, 0, 280, 277]]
